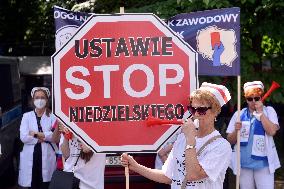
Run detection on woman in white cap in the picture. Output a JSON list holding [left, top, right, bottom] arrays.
[[18, 87, 58, 189], [226, 81, 280, 189], [121, 82, 232, 189]]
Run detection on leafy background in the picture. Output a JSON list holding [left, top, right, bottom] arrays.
[[0, 0, 283, 103]]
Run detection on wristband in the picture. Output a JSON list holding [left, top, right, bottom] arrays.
[[185, 144, 195, 150]]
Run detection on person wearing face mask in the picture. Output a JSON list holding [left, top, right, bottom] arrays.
[[226, 81, 280, 189], [18, 87, 58, 189], [121, 82, 232, 189]]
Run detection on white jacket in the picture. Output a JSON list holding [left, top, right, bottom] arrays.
[[18, 110, 57, 187], [228, 106, 281, 174]]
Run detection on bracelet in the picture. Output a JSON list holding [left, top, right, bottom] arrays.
[[185, 144, 196, 150]]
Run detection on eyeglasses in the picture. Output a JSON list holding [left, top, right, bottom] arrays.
[[188, 106, 212, 115], [246, 97, 261, 102]]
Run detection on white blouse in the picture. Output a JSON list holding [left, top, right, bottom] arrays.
[[63, 137, 106, 189], [162, 130, 232, 189]]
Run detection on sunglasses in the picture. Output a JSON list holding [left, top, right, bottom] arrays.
[[246, 97, 261, 102], [188, 106, 212, 115]]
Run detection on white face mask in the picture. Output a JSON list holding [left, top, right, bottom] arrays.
[[34, 99, 47, 109]]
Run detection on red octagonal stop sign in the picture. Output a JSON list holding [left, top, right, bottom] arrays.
[[52, 14, 197, 153]]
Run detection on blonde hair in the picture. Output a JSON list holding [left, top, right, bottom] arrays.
[[189, 89, 221, 115], [244, 88, 264, 97]]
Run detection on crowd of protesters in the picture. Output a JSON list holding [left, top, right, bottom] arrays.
[[16, 81, 280, 189]]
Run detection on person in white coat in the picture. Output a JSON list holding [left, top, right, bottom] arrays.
[[60, 124, 106, 189], [18, 87, 57, 189], [121, 82, 232, 189], [226, 81, 280, 189]]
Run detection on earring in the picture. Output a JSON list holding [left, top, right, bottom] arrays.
[[214, 117, 217, 122]]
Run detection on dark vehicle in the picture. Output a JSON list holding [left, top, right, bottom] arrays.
[[0, 56, 22, 189]]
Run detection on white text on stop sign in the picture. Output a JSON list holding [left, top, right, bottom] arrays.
[[65, 64, 184, 100]]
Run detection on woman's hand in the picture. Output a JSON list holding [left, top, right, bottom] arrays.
[[160, 154, 168, 163], [181, 119, 197, 144], [58, 122, 69, 133], [121, 153, 138, 170], [58, 122, 73, 140], [234, 122, 242, 131], [29, 131, 44, 138], [29, 131, 45, 142], [37, 132, 45, 140], [255, 101, 264, 113]]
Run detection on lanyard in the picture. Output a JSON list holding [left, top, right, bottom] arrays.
[[34, 110, 43, 132]]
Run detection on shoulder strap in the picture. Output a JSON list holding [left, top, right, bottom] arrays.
[[196, 135, 222, 156], [34, 110, 43, 132], [72, 151, 81, 173], [181, 134, 222, 189]]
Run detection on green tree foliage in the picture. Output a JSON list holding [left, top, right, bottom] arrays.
[[0, 0, 283, 103], [0, 0, 77, 55]]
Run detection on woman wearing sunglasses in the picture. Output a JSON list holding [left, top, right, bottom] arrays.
[[121, 82, 232, 189], [226, 81, 280, 189]]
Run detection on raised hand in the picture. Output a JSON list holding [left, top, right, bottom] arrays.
[[182, 119, 197, 145], [213, 42, 224, 66], [254, 100, 264, 113]]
